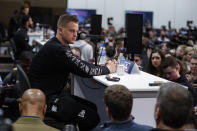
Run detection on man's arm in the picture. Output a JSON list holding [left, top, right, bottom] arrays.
[[56, 46, 117, 77]]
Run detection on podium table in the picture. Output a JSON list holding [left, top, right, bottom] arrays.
[[72, 71, 168, 127]]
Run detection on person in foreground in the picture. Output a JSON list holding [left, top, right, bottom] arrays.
[[102, 84, 152, 131], [12, 88, 59, 131], [151, 82, 194, 131], [29, 14, 117, 130]]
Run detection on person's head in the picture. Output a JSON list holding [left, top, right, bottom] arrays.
[[24, 1, 31, 8], [162, 56, 180, 81], [115, 38, 124, 50], [150, 50, 164, 68], [148, 29, 156, 39], [114, 38, 124, 57], [24, 7, 29, 15], [71, 47, 81, 58], [161, 43, 168, 54], [147, 50, 164, 76], [106, 46, 115, 60], [134, 54, 142, 66], [56, 14, 79, 45], [19, 89, 47, 120], [104, 85, 133, 122], [160, 29, 166, 36], [155, 82, 193, 129], [19, 51, 34, 74], [183, 46, 195, 62], [21, 15, 33, 28], [190, 54, 197, 75], [20, 6, 29, 15], [169, 48, 176, 57], [176, 45, 186, 60]]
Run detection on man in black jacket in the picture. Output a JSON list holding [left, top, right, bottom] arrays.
[[2, 51, 33, 122], [13, 15, 33, 59], [29, 14, 117, 131], [8, 10, 20, 39]]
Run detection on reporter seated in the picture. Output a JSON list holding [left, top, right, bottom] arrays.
[[102, 84, 152, 131], [151, 82, 195, 131], [12, 88, 59, 131]]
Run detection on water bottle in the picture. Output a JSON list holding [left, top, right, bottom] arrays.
[[99, 44, 106, 65], [35, 23, 40, 32], [0, 109, 12, 131], [117, 53, 125, 75]]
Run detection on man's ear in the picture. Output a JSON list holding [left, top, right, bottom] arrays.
[[105, 106, 112, 120], [18, 98, 22, 113], [58, 27, 63, 35], [154, 106, 160, 123], [19, 103, 22, 113], [43, 105, 47, 115]]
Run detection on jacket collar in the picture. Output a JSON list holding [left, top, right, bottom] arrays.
[[14, 116, 44, 125]]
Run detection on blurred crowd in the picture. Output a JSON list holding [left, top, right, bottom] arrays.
[[75, 22, 197, 90]]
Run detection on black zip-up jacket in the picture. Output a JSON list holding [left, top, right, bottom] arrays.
[[13, 27, 31, 51], [29, 37, 110, 97]]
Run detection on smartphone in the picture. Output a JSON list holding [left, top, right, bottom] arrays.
[[106, 75, 120, 82]]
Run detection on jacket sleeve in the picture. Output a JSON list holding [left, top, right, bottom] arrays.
[[55, 45, 110, 78], [13, 30, 31, 50]]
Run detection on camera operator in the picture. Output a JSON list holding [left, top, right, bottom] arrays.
[[2, 51, 33, 122]]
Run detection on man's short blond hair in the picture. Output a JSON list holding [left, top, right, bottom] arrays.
[[57, 14, 78, 28]]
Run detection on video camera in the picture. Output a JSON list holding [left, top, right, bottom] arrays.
[[0, 108, 12, 131]]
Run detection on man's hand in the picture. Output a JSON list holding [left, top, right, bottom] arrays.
[[106, 59, 117, 73]]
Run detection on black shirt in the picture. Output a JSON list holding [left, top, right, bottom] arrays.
[[13, 27, 31, 57], [29, 37, 110, 97], [8, 16, 19, 39]]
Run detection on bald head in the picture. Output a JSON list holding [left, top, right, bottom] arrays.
[[19, 89, 47, 120], [21, 88, 46, 105]]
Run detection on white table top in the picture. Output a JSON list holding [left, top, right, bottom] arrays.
[[93, 71, 169, 92], [28, 31, 43, 37], [34, 38, 49, 46], [28, 31, 43, 46]]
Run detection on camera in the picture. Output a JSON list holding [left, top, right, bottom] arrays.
[[0, 108, 12, 131]]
